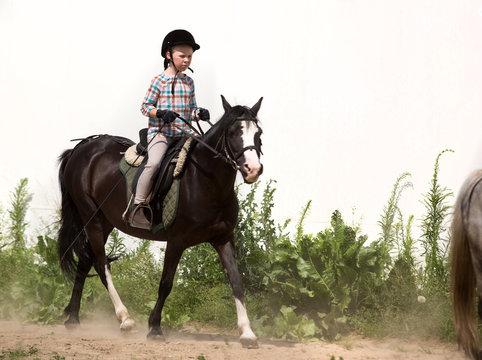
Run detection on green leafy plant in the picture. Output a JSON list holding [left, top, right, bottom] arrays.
[[7, 178, 32, 249], [378, 172, 412, 246], [0, 204, 8, 248], [0, 346, 39, 359], [420, 149, 454, 293], [176, 243, 225, 289], [234, 180, 278, 292], [261, 206, 385, 340], [271, 305, 318, 341], [106, 228, 127, 261]]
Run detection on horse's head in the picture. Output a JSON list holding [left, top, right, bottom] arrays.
[[221, 95, 264, 184]]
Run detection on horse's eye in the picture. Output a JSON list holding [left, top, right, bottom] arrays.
[[229, 124, 242, 136]]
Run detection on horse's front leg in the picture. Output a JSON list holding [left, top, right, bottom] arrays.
[[214, 237, 258, 349], [147, 242, 183, 340]]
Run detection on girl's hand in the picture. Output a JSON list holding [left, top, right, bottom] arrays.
[[198, 108, 210, 121], [156, 109, 179, 123]]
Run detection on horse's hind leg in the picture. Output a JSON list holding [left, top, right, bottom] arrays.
[[64, 258, 93, 328], [214, 237, 258, 349], [100, 261, 137, 332], [89, 222, 136, 332], [77, 205, 136, 332]]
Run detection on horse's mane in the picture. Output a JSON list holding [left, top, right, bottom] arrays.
[[203, 105, 258, 142]]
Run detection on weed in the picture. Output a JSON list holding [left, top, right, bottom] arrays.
[[420, 149, 454, 294], [7, 178, 32, 249], [0, 346, 39, 359]]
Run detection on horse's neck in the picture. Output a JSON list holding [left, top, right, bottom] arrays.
[[190, 128, 237, 195]]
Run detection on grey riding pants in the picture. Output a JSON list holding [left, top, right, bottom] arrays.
[[134, 134, 176, 204]]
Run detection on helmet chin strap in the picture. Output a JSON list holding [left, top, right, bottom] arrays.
[[167, 48, 193, 95]]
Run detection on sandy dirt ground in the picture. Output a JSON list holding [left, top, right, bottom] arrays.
[[0, 319, 467, 360]]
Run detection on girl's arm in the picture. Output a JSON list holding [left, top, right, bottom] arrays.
[[141, 77, 161, 117], [190, 81, 199, 120]]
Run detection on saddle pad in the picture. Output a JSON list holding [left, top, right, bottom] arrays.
[[124, 145, 144, 166], [119, 156, 180, 232]]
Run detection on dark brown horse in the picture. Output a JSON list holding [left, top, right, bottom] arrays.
[[57, 95, 263, 348], [451, 169, 482, 360]]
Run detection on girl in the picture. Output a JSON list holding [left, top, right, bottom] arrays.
[[130, 29, 210, 230]]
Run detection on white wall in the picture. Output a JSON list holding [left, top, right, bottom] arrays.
[[1, 0, 482, 240]]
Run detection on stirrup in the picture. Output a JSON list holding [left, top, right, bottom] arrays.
[[128, 203, 153, 230]]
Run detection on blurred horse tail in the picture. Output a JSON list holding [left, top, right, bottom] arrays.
[[451, 169, 482, 360]]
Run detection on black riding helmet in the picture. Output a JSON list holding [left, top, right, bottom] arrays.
[[161, 29, 200, 70], [161, 29, 200, 95]]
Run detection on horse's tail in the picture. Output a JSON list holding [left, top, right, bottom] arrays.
[[451, 172, 481, 360], [58, 149, 91, 282]]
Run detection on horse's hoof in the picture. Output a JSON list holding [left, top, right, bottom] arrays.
[[120, 318, 137, 333], [64, 319, 80, 330], [147, 328, 165, 341], [240, 337, 259, 349]]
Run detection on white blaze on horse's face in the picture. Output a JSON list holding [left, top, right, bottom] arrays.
[[240, 120, 262, 184]]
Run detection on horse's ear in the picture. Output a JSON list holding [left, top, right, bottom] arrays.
[[251, 97, 263, 116], [221, 95, 232, 112]]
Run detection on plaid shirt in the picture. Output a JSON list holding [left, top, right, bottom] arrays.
[[141, 73, 197, 138]]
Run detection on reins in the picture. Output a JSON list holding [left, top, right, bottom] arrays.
[[177, 115, 240, 170]]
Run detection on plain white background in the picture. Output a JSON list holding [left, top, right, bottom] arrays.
[[1, 0, 482, 242]]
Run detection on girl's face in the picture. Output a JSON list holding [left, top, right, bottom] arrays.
[[168, 45, 194, 72]]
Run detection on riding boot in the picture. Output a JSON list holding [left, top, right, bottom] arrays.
[[129, 204, 152, 230]]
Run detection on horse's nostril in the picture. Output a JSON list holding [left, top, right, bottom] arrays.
[[244, 163, 251, 172]]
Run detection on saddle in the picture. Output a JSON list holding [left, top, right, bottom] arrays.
[[120, 129, 194, 231]]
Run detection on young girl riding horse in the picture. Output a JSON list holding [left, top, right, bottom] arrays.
[[130, 29, 210, 230]]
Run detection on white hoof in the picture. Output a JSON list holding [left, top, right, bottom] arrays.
[[240, 335, 259, 349], [120, 317, 137, 333]]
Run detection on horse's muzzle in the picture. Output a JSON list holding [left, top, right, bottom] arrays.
[[242, 163, 263, 184]]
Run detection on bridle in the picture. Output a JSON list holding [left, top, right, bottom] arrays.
[[221, 118, 262, 171], [177, 114, 262, 171]]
